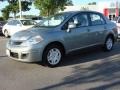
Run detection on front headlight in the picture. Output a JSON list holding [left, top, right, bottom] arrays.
[[21, 35, 43, 46]]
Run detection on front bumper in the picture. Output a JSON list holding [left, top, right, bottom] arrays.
[[6, 44, 44, 62]]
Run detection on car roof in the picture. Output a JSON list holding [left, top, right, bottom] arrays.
[[60, 10, 103, 15]]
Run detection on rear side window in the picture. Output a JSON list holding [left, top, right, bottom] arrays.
[[90, 13, 105, 25]]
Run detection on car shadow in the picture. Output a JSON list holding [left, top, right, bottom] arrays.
[[60, 42, 120, 67], [36, 42, 120, 90], [36, 41, 120, 68]]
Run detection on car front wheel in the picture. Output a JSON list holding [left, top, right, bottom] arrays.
[[42, 45, 63, 67]]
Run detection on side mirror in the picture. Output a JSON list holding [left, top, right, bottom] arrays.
[[67, 23, 76, 32]]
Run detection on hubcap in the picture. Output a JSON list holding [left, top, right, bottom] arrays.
[[106, 38, 113, 50], [47, 48, 61, 65]]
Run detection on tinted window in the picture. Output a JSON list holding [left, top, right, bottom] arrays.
[[90, 13, 105, 25]]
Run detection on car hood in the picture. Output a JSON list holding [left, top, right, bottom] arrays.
[[10, 27, 54, 41]]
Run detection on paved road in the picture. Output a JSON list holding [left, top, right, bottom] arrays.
[[0, 36, 120, 90]]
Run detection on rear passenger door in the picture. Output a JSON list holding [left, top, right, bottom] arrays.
[[88, 13, 107, 45]]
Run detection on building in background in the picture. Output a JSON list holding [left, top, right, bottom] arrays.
[[63, 1, 120, 20]]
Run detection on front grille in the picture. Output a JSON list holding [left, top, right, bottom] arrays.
[[10, 52, 19, 58]]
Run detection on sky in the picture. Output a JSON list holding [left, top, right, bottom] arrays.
[[0, 0, 115, 17]]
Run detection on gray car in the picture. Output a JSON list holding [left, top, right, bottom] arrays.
[[6, 11, 118, 67]]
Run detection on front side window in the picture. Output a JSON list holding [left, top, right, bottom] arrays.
[[68, 13, 88, 27], [90, 13, 105, 25]]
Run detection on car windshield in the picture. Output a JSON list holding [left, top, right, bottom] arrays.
[[35, 13, 69, 27], [21, 20, 36, 26]]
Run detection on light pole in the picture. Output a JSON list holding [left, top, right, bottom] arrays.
[[18, 0, 22, 19]]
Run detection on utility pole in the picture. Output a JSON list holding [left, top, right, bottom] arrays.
[[18, 0, 22, 19]]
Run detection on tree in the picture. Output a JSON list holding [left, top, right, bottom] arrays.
[[21, 1, 32, 11], [1, 0, 32, 19], [34, 0, 73, 17], [9, 2, 19, 18], [88, 2, 96, 5], [1, 6, 10, 20]]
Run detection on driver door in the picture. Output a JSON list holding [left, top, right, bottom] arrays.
[[63, 13, 91, 51]]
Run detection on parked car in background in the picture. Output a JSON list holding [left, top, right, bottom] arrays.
[[32, 16, 43, 23], [0, 21, 6, 35], [112, 16, 120, 38], [2, 19, 36, 37], [6, 11, 118, 67]]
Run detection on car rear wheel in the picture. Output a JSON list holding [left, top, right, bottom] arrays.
[[103, 36, 114, 51], [42, 45, 63, 67], [4, 30, 9, 38]]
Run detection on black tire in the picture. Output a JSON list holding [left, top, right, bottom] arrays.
[[4, 30, 9, 38], [42, 44, 64, 67], [103, 36, 114, 51]]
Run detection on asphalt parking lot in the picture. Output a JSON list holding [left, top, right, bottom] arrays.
[[0, 36, 120, 90]]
